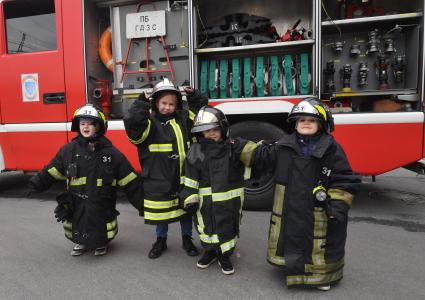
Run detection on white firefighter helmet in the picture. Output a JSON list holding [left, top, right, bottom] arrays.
[[71, 104, 108, 135], [191, 105, 230, 138], [151, 77, 182, 103], [287, 98, 334, 134]]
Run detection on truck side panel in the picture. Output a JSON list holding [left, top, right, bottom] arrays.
[[334, 122, 424, 175], [62, 0, 87, 125]]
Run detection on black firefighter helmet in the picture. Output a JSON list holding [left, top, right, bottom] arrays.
[[287, 98, 334, 134], [191, 105, 230, 139], [71, 103, 108, 135]]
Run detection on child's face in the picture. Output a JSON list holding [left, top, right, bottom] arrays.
[[295, 117, 320, 135], [156, 94, 177, 115], [79, 119, 97, 138], [202, 128, 222, 142]]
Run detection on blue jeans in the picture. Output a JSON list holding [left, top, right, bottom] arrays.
[[155, 215, 193, 238]]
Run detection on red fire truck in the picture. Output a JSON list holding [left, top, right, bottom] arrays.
[[0, 0, 424, 209]]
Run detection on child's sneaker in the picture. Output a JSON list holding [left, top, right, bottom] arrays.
[[70, 244, 87, 256], [196, 251, 217, 269], [94, 246, 107, 256], [316, 285, 331, 291], [217, 253, 234, 275]]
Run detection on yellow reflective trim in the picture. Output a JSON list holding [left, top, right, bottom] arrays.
[[312, 207, 327, 265], [106, 219, 117, 231], [199, 233, 219, 243], [305, 258, 345, 274], [144, 209, 186, 221], [189, 110, 195, 121], [312, 185, 326, 195], [328, 189, 354, 206], [314, 104, 327, 121], [212, 188, 244, 202], [144, 198, 179, 209], [64, 230, 72, 239], [169, 119, 186, 176], [107, 227, 118, 239], [240, 141, 258, 166], [220, 239, 236, 253], [286, 275, 304, 286], [268, 255, 286, 266], [272, 184, 285, 215], [287, 268, 344, 286], [196, 195, 207, 235], [69, 177, 87, 186], [148, 143, 173, 152], [184, 194, 200, 207], [97, 179, 118, 186], [181, 176, 199, 189], [118, 172, 137, 186], [63, 221, 72, 239], [129, 120, 151, 145], [268, 184, 285, 265], [47, 167, 67, 181], [199, 187, 212, 195], [63, 220, 72, 230], [243, 167, 252, 180]]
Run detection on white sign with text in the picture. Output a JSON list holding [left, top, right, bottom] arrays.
[[126, 10, 166, 39]]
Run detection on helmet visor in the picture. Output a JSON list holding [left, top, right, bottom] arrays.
[[191, 123, 220, 133]]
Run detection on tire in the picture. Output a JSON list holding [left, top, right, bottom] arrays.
[[231, 121, 284, 211]]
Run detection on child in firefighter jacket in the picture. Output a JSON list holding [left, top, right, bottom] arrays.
[[238, 98, 360, 290], [180, 106, 250, 275], [29, 104, 143, 256], [123, 78, 208, 259]]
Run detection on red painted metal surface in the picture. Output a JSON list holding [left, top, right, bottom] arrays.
[[0, 0, 67, 124], [0, 132, 16, 170], [333, 123, 424, 175], [6, 131, 67, 171], [61, 0, 87, 123]]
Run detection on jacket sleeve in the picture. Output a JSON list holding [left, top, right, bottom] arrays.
[[232, 138, 278, 172], [327, 142, 361, 217], [114, 152, 144, 215], [28, 145, 68, 192], [123, 99, 153, 146], [180, 147, 201, 209], [187, 89, 208, 117]]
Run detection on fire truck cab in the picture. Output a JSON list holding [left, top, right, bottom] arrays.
[[0, 0, 424, 209]]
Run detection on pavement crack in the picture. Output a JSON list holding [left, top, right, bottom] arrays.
[[349, 216, 425, 233]]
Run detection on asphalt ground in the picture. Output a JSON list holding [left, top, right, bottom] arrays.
[[0, 169, 424, 299]]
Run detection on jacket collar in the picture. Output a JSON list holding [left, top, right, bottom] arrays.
[[75, 135, 113, 150], [276, 132, 333, 158]]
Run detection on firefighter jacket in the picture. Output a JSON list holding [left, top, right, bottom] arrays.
[[124, 91, 207, 225], [237, 132, 360, 288], [180, 138, 248, 255], [29, 135, 143, 249]]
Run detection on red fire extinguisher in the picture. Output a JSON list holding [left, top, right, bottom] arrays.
[[93, 79, 112, 118]]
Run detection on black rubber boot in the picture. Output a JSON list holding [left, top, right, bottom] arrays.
[[182, 235, 199, 256], [148, 237, 167, 259]]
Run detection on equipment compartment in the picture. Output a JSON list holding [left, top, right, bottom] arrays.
[[320, 0, 424, 113], [192, 0, 315, 99]]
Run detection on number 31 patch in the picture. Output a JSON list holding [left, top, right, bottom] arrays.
[[102, 156, 112, 163]]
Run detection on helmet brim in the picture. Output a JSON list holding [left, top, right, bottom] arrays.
[[287, 113, 322, 123], [191, 123, 220, 133]]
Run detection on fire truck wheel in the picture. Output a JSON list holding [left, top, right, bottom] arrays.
[[231, 121, 284, 211]]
